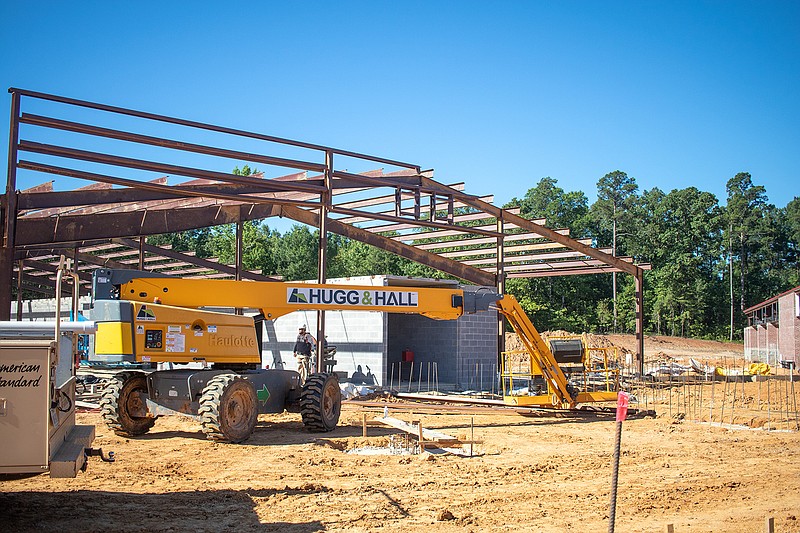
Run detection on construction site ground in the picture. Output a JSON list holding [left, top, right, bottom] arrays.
[[2, 335, 799, 533]]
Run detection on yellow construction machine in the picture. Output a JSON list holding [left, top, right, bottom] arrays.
[[90, 268, 619, 443]]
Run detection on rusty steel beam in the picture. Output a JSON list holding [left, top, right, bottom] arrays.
[[17, 161, 322, 211], [17, 275, 91, 297], [11, 87, 421, 171], [14, 203, 283, 245], [20, 113, 328, 174], [330, 206, 503, 238], [437, 238, 594, 259], [331, 170, 423, 190], [381, 220, 522, 241], [21, 181, 54, 193], [334, 182, 466, 211], [335, 195, 494, 227], [507, 267, 623, 278], [1, 90, 21, 319], [280, 205, 495, 286], [112, 238, 279, 282], [462, 247, 615, 267], [418, 176, 643, 277], [20, 258, 92, 282], [16, 175, 276, 210], [18, 142, 327, 194], [411, 229, 571, 251], [351, 209, 522, 236]]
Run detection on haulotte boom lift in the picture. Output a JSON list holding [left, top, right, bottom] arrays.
[[90, 269, 618, 443]]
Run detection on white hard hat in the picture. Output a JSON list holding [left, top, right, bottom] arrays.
[[299, 324, 307, 330]]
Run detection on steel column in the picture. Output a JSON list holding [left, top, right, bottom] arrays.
[[634, 269, 644, 375], [496, 212, 506, 371], [316, 151, 333, 372], [235, 219, 243, 316], [138, 237, 145, 270], [1, 90, 21, 319], [15, 259, 23, 320]]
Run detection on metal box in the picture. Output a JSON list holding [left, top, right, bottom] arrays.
[[0, 340, 52, 474]]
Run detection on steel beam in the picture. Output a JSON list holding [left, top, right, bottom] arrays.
[[279, 205, 495, 286], [113, 238, 279, 282], [20, 113, 328, 174], [1, 90, 21, 319], [14, 203, 283, 245], [418, 176, 643, 277]]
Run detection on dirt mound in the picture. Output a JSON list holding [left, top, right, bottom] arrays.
[[505, 330, 630, 355]]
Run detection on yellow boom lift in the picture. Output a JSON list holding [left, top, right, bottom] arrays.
[[90, 269, 618, 443]]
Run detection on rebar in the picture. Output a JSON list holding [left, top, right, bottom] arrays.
[[767, 377, 771, 431], [427, 362, 431, 393]]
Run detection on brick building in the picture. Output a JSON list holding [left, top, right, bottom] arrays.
[[262, 275, 498, 390], [744, 285, 800, 365]]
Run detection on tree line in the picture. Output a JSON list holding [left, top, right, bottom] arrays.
[[151, 166, 799, 341]]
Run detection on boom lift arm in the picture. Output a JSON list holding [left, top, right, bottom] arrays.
[[89, 269, 615, 444]]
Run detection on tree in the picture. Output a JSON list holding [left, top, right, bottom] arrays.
[[504, 178, 606, 333], [629, 187, 724, 337], [591, 171, 639, 331], [508, 177, 590, 235], [271, 225, 320, 281], [725, 172, 768, 339]]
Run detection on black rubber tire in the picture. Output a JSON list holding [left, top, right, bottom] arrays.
[[198, 374, 258, 443], [300, 373, 341, 432], [99, 371, 155, 436]]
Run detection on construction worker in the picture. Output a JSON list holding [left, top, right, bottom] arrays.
[[293, 324, 316, 383]]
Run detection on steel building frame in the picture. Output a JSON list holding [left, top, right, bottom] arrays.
[[2, 88, 649, 371]]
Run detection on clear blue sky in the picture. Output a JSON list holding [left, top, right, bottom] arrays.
[[1, 1, 798, 219]]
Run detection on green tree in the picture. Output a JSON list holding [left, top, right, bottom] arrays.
[[272, 225, 319, 281], [591, 171, 639, 331], [725, 172, 768, 339], [629, 187, 724, 337], [508, 177, 590, 235]]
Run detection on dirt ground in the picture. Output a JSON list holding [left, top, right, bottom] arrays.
[[2, 335, 799, 533]]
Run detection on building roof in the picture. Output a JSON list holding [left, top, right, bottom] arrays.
[[744, 285, 800, 314]]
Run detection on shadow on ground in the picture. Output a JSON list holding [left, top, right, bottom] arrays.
[[0, 488, 327, 532]]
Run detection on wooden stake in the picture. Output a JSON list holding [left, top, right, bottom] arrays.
[[765, 516, 775, 533], [665, 525, 675, 533], [362, 413, 368, 437]]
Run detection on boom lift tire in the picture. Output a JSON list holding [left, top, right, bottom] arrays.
[[100, 371, 156, 436], [198, 374, 258, 443], [300, 373, 341, 432]]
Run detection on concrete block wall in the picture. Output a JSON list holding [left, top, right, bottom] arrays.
[[386, 314, 458, 386], [456, 310, 499, 390], [386, 305, 498, 390]]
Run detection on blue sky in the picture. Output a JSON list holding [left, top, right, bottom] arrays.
[[1, 1, 798, 224]]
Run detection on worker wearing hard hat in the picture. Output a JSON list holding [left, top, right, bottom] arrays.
[[293, 325, 317, 383]]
